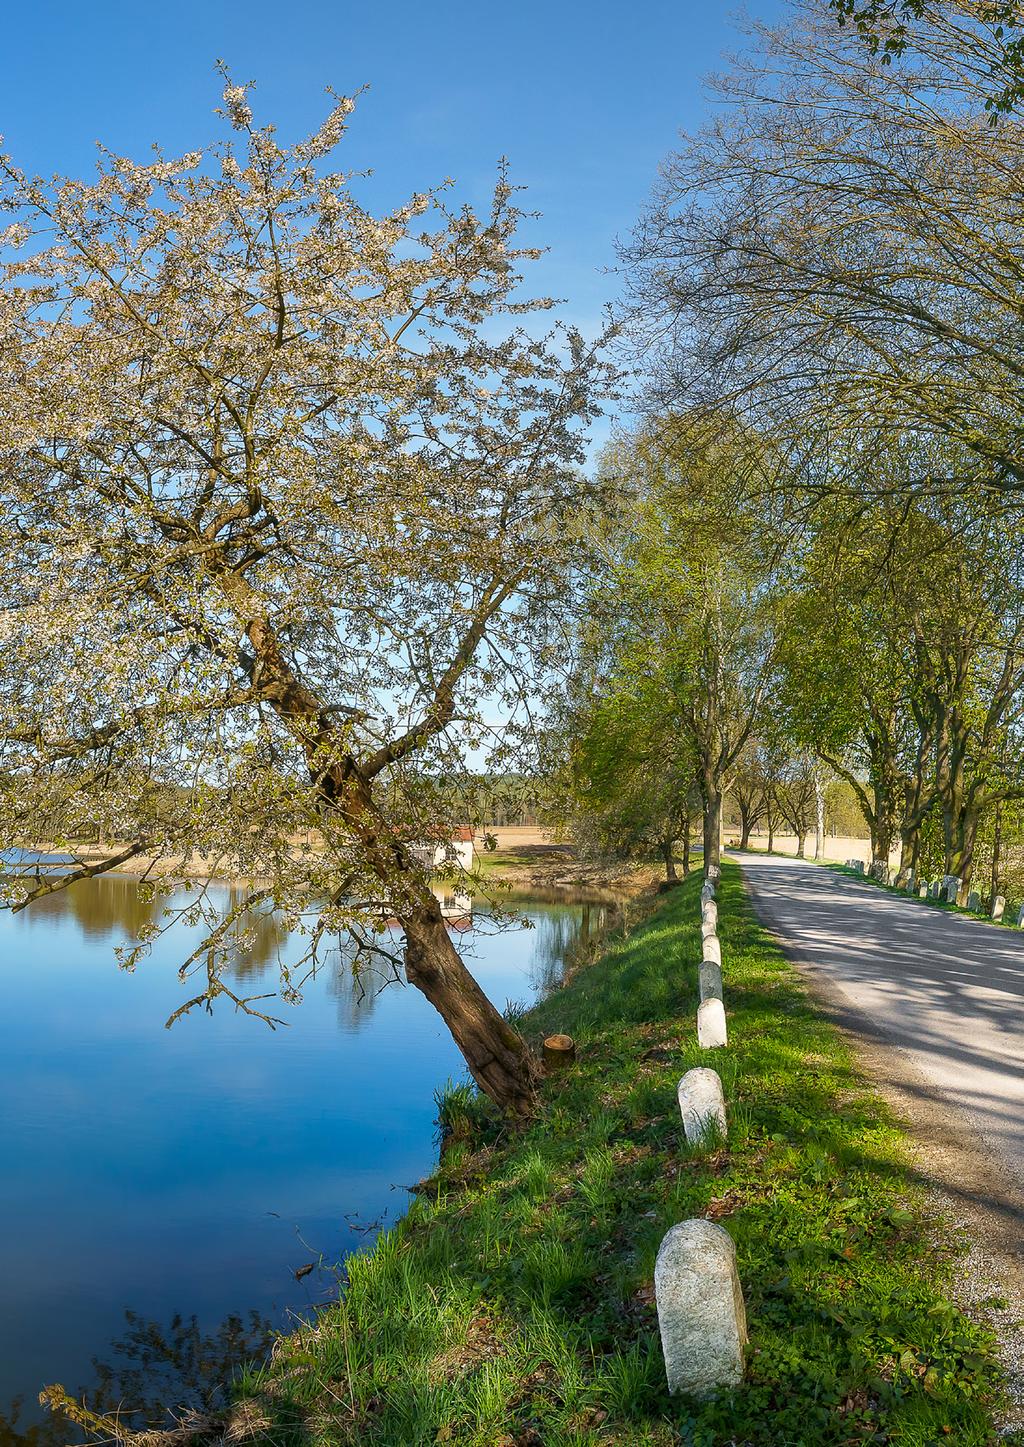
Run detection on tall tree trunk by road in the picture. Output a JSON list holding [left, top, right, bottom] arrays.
[[681, 813, 691, 876], [661, 837, 678, 882], [991, 799, 1003, 905], [947, 806, 981, 903], [702, 785, 723, 873], [814, 772, 825, 860]]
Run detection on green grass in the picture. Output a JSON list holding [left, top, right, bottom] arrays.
[[234, 865, 1009, 1446]]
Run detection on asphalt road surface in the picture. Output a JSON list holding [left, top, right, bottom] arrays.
[[737, 851, 1024, 1202]]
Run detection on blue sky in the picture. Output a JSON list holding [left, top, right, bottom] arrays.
[[3, 1, 783, 362]]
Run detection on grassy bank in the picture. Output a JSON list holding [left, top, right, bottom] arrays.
[[235, 864, 1007, 1446]]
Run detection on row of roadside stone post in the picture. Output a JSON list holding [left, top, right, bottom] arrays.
[[655, 861, 748, 1399], [851, 858, 1024, 923]]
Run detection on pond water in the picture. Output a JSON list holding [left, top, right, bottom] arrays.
[[0, 866, 606, 1437]]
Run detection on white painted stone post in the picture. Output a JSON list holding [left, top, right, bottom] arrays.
[[944, 876, 961, 904], [918, 881, 928, 898], [904, 868, 915, 894], [1017, 903, 1024, 928], [699, 958, 723, 1003], [677, 1067, 727, 1145], [707, 864, 721, 883], [993, 895, 1006, 922], [697, 997, 727, 1049], [967, 890, 981, 912], [655, 1220, 747, 1397], [702, 933, 722, 967]]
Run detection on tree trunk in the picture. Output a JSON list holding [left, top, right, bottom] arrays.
[[767, 806, 775, 854], [681, 814, 691, 876], [703, 788, 723, 873], [403, 900, 539, 1116], [948, 806, 981, 904], [991, 799, 1003, 904], [739, 817, 751, 850], [796, 830, 807, 859], [661, 838, 678, 883], [814, 774, 825, 860]]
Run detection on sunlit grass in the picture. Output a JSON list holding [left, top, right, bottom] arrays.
[[236, 865, 1009, 1445]]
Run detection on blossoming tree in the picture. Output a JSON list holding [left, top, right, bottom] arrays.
[[0, 78, 607, 1115]]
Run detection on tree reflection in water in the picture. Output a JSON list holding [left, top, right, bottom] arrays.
[[1, 1309, 275, 1447], [21, 877, 162, 943]]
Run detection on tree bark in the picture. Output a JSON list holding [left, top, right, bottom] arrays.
[[703, 787, 723, 873], [404, 900, 539, 1116], [681, 813, 691, 876], [661, 837, 678, 882], [991, 799, 1003, 904]]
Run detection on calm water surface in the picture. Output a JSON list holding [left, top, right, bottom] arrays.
[[0, 868, 599, 1431]]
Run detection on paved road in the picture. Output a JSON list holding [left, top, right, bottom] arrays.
[[737, 852, 1024, 1202]]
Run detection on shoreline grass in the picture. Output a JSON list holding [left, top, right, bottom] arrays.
[[234, 863, 1009, 1445]]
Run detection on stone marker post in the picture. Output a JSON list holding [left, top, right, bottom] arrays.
[[697, 997, 727, 1049], [702, 933, 722, 967], [968, 890, 981, 912], [993, 895, 1006, 922], [676, 1067, 727, 1145], [699, 958, 723, 1003], [655, 1220, 747, 1397], [1017, 903, 1024, 928], [944, 876, 961, 904], [918, 881, 928, 898]]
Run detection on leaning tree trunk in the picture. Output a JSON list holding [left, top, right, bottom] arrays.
[[227, 581, 540, 1118], [739, 805, 752, 851], [403, 898, 539, 1116]]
